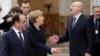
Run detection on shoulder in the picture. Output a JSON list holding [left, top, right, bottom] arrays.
[[23, 29, 31, 35], [89, 15, 94, 18], [26, 25, 31, 30], [81, 14, 89, 19], [25, 26, 33, 34], [26, 24, 35, 30], [2, 30, 12, 39], [3, 29, 12, 35], [80, 14, 90, 21]]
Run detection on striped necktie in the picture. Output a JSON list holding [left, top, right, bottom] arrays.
[[72, 17, 76, 28]]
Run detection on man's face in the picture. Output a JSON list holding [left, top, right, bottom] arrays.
[[21, 3, 30, 16], [93, 7, 100, 19], [17, 15, 26, 30], [70, 2, 81, 16]]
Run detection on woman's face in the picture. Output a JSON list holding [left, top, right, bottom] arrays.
[[36, 15, 44, 25]]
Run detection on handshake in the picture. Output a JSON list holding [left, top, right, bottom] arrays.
[[48, 34, 59, 44], [48, 34, 61, 54]]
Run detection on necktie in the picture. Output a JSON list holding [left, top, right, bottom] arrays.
[[95, 20, 99, 42], [95, 20, 99, 28], [26, 17, 29, 26], [72, 17, 76, 28], [18, 32, 24, 45]]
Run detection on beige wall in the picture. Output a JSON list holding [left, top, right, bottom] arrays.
[[18, 0, 90, 15], [29, 0, 58, 14]]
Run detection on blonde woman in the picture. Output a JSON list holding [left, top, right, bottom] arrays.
[[26, 10, 47, 56]]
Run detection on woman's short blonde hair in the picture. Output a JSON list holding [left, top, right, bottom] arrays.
[[29, 10, 43, 23]]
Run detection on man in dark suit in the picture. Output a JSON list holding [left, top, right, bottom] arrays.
[[89, 5, 100, 56], [21, 1, 30, 26], [0, 14, 61, 56], [49, 1, 95, 56]]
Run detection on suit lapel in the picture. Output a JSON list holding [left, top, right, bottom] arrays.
[[68, 17, 73, 32], [22, 30, 27, 47], [11, 29, 26, 48], [10, 29, 23, 46], [73, 14, 83, 31]]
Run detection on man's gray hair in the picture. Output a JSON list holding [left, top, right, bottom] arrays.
[[92, 5, 100, 10], [74, 1, 83, 9]]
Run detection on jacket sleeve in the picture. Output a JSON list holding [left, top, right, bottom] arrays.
[[57, 29, 69, 44], [85, 19, 95, 54], [0, 20, 8, 29], [0, 33, 10, 56], [28, 31, 52, 54]]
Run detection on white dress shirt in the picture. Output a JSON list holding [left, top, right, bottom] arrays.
[[13, 26, 24, 41], [73, 13, 82, 24]]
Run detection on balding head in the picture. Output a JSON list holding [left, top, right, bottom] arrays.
[[72, 1, 83, 10], [70, 1, 83, 16]]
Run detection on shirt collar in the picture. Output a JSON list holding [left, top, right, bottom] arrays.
[[26, 14, 29, 18], [13, 26, 22, 34], [94, 17, 96, 21], [73, 13, 82, 20]]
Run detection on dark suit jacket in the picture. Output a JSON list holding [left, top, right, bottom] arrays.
[[89, 15, 100, 56], [58, 14, 95, 56], [0, 29, 51, 56], [89, 15, 100, 41], [26, 23, 47, 56]]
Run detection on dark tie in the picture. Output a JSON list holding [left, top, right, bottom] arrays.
[[95, 20, 99, 42], [18, 32, 24, 45], [96, 20, 99, 27], [72, 17, 76, 28]]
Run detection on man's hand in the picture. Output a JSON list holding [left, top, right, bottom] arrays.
[[85, 53, 91, 56], [51, 48, 62, 54], [48, 34, 59, 44], [7, 17, 12, 22]]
